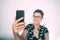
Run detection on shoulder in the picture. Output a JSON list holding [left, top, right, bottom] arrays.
[[40, 25, 47, 29], [26, 24, 33, 28], [27, 24, 33, 26], [25, 24, 34, 31], [40, 25, 49, 33]]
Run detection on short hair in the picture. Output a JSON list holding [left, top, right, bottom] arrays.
[[33, 9, 44, 18]]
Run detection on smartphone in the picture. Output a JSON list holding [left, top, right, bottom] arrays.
[[16, 10, 24, 23]]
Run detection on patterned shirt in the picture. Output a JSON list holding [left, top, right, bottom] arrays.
[[25, 24, 49, 40]]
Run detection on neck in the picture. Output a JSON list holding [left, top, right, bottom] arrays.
[[34, 24, 40, 29]]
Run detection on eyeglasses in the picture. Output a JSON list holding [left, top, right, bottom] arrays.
[[33, 15, 42, 19]]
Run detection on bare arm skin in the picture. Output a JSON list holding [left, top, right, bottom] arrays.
[[13, 29, 28, 40], [21, 29, 28, 40], [45, 33, 49, 40], [12, 17, 28, 40]]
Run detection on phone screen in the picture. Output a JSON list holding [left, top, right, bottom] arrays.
[[16, 10, 24, 22]]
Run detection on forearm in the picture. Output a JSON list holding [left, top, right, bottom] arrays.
[[13, 32, 24, 40], [13, 29, 28, 40], [14, 36, 24, 40], [14, 33, 20, 40]]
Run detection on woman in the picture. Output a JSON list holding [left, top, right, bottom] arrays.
[[12, 9, 49, 40]]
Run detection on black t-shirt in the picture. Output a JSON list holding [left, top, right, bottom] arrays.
[[25, 24, 49, 40]]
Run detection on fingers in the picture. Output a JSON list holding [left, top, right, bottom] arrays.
[[17, 25, 25, 30], [16, 22, 25, 27], [17, 27, 24, 32], [13, 17, 24, 26], [13, 22, 25, 29], [13, 24, 25, 33], [15, 25, 25, 33], [12, 17, 25, 34], [16, 17, 24, 23], [13, 22, 25, 27]]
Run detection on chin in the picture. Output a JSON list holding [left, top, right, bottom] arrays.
[[34, 22, 39, 25]]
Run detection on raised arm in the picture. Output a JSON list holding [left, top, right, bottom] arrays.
[[12, 17, 28, 40]]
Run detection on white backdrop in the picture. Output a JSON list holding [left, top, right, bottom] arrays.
[[0, 0, 60, 40]]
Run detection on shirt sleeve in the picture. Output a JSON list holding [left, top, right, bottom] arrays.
[[25, 24, 34, 31], [44, 27, 49, 33], [25, 24, 30, 31]]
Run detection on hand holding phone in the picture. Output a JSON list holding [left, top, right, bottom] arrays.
[[16, 10, 24, 23], [12, 10, 25, 36]]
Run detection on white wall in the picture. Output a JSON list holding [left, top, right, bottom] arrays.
[[0, 0, 60, 40]]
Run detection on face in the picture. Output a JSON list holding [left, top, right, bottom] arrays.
[[33, 12, 43, 25]]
